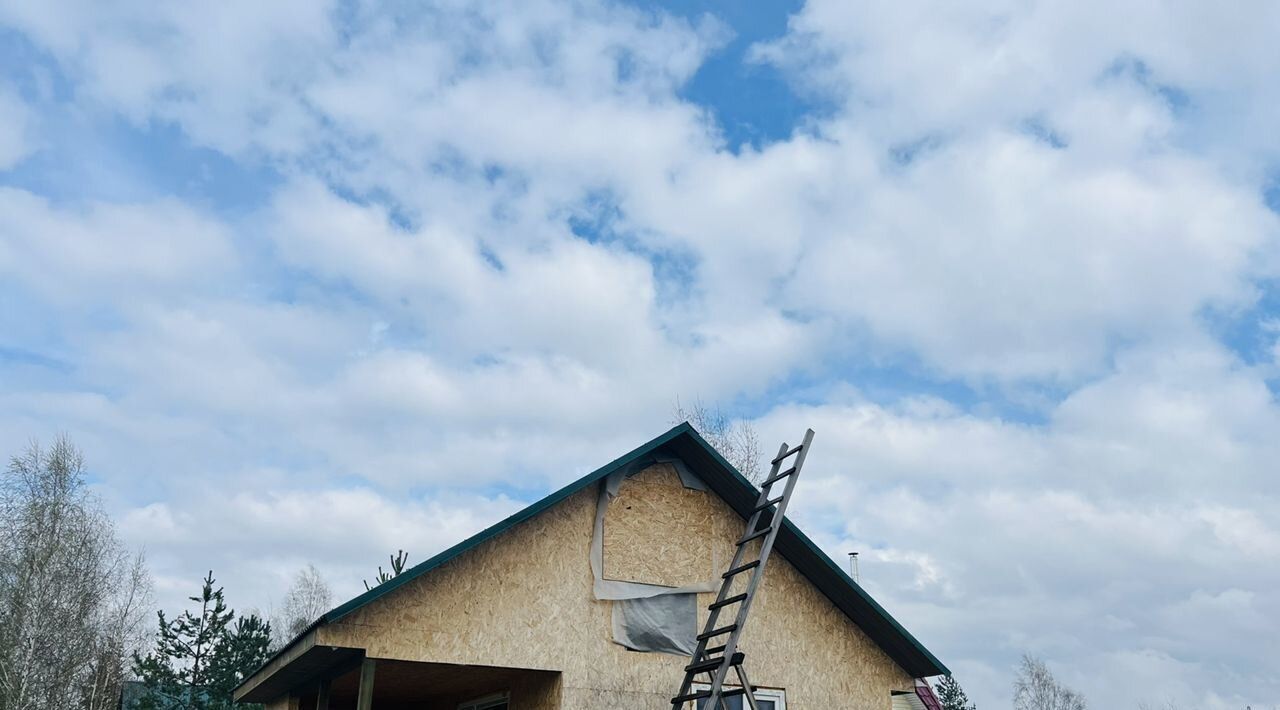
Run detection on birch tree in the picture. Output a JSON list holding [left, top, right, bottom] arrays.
[[672, 399, 763, 483], [0, 436, 152, 710], [271, 564, 331, 649], [1013, 654, 1087, 710]]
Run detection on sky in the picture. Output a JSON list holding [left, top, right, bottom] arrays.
[[1, 1, 1279, 707]]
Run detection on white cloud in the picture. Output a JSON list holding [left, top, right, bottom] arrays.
[[117, 484, 525, 619], [754, 342, 1280, 708], [0, 87, 34, 170], [0, 187, 237, 302]]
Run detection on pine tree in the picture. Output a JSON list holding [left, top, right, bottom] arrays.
[[207, 615, 272, 705], [363, 549, 409, 591], [131, 572, 270, 710], [936, 675, 977, 710]]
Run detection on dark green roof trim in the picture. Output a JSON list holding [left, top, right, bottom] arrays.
[[246, 422, 947, 692], [658, 424, 950, 678]]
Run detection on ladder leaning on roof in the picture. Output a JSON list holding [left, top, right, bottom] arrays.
[[671, 428, 816, 710]]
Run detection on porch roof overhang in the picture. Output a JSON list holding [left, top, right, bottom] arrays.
[[233, 631, 362, 704]]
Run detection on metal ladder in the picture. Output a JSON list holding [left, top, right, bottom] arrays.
[[671, 429, 815, 710]]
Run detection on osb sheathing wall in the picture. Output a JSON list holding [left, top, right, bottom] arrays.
[[319, 465, 913, 709], [602, 464, 719, 587]]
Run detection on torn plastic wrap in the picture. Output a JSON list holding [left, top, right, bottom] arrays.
[[591, 455, 711, 654], [611, 593, 698, 655]]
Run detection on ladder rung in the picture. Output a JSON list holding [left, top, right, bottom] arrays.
[[684, 657, 723, 674], [753, 496, 783, 512], [771, 444, 802, 464], [672, 685, 753, 705], [722, 560, 759, 578], [708, 593, 748, 610], [684, 652, 743, 675], [703, 644, 726, 656], [696, 624, 738, 641], [672, 690, 710, 704], [736, 527, 771, 545], [761, 466, 797, 487]]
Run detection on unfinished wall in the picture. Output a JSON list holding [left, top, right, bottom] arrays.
[[602, 463, 718, 587], [318, 464, 914, 709]]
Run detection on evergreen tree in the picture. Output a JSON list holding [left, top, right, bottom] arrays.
[[936, 675, 977, 710], [207, 615, 272, 704], [363, 549, 409, 591], [131, 572, 270, 710]]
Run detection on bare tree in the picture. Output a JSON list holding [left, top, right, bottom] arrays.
[[0, 436, 152, 710], [272, 565, 332, 649], [1013, 654, 1087, 710], [672, 398, 763, 483], [81, 552, 152, 710]]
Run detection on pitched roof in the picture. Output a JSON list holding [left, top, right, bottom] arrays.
[[256, 423, 948, 685]]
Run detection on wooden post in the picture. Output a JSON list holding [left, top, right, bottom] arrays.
[[356, 658, 377, 710], [316, 676, 331, 710]]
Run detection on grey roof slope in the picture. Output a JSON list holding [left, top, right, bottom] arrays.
[[248, 422, 948, 688]]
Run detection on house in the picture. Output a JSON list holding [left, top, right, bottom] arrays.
[[233, 423, 948, 709]]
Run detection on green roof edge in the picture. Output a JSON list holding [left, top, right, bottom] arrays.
[[675, 425, 951, 677], [781, 511, 950, 675]]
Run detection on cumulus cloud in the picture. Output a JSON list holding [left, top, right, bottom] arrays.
[[755, 341, 1280, 708], [117, 484, 525, 615], [0, 188, 237, 299]]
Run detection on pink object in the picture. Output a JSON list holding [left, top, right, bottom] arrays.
[[915, 678, 944, 710]]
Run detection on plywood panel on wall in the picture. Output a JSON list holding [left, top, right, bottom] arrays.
[[602, 464, 717, 587], [315, 461, 917, 709]]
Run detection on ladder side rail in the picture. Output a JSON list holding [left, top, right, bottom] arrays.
[[684, 502, 768, 665], [700, 435, 808, 710], [680, 440, 788, 706], [734, 664, 760, 710], [727, 428, 814, 635], [673, 506, 763, 706], [696, 438, 790, 641], [674, 431, 814, 709]]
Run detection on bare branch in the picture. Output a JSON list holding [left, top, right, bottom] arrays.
[[671, 398, 764, 483]]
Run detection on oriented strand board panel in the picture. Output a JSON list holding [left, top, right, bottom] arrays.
[[602, 464, 717, 587], [316, 476, 917, 709]]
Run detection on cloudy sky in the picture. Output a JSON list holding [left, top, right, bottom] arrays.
[[2, 1, 1279, 707]]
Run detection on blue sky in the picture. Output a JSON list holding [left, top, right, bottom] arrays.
[[2, 2, 1280, 708]]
